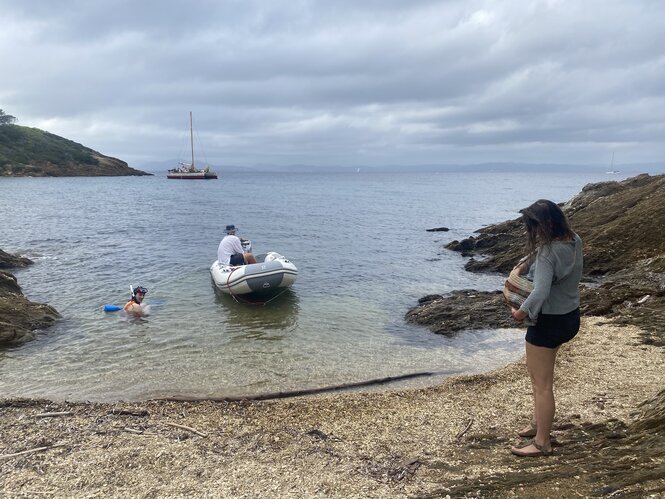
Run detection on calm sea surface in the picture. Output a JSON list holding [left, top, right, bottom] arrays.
[[0, 170, 621, 401]]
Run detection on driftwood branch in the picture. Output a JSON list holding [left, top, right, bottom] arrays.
[[123, 427, 158, 436], [123, 427, 144, 434], [34, 411, 73, 418], [156, 371, 435, 402], [0, 444, 66, 460], [109, 409, 150, 417], [456, 418, 474, 441], [165, 422, 207, 437]]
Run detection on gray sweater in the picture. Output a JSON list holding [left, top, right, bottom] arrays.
[[520, 233, 583, 320]]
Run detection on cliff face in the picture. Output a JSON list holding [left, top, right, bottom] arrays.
[[407, 173, 665, 345], [0, 124, 150, 177]]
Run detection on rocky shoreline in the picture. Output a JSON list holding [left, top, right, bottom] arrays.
[[406, 173, 665, 347], [1, 173, 663, 496], [0, 250, 60, 345]]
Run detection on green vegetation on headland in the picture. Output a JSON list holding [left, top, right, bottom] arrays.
[[0, 114, 149, 177]]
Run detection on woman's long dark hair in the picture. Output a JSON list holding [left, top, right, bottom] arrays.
[[520, 199, 575, 256]]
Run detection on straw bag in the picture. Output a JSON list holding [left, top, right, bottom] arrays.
[[503, 266, 534, 309]]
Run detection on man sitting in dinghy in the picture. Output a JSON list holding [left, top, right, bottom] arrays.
[[217, 224, 257, 266]]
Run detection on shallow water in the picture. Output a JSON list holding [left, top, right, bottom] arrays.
[[0, 170, 620, 401]]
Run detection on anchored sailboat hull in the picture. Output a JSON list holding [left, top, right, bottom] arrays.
[[166, 171, 218, 179]]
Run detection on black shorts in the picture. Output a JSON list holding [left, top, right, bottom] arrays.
[[526, 308, 580, 349], [229, 253, 245, 265]]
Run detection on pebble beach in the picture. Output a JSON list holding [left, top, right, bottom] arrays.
[[1, 316, 663, 497]]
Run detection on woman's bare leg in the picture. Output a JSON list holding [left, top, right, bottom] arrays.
[[512, 342, 559, 453]]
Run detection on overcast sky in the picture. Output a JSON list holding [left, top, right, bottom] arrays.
[[2, 0, 664, 169]]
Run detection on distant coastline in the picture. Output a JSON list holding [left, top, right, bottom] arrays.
[[137, 161, 663, 175]]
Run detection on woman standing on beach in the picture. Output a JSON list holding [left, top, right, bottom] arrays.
[[510, 199, 583, 457]]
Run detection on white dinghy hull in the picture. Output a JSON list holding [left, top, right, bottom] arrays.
[[210, 252, 297, 295]]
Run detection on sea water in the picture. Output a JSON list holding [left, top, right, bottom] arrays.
[[0, 170, 621, 401]]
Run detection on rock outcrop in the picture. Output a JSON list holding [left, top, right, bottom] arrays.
[[407, 173, 665, 345], [2, 153, 150, 177], [0, 251, 60, 346], [0, 248, 32, 269]]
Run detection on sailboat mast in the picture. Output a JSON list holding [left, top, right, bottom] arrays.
[[190, 111, 195, 168]]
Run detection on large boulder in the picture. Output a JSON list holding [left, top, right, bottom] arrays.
[[405, 290, 521, 334]]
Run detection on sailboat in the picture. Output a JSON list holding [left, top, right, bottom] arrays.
[[605, 152, 620, 175], [167, 112, 218, 180]]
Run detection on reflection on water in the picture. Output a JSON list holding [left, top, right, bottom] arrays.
[[213, 285, 301, 338]]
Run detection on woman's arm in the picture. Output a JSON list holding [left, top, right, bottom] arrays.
[[519, 253, 554, 320]]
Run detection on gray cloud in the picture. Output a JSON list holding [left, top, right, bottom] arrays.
[[1, 0, 664, 168]]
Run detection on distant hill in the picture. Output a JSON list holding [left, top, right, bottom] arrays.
[[0, 124, 150, 177]]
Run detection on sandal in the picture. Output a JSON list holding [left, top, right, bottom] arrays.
[[517, 423, 537, 438], [517, 424, 558, 443], [511, 439, 553, 457]]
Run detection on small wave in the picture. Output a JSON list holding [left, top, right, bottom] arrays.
[[23, 252, 59, 261]]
